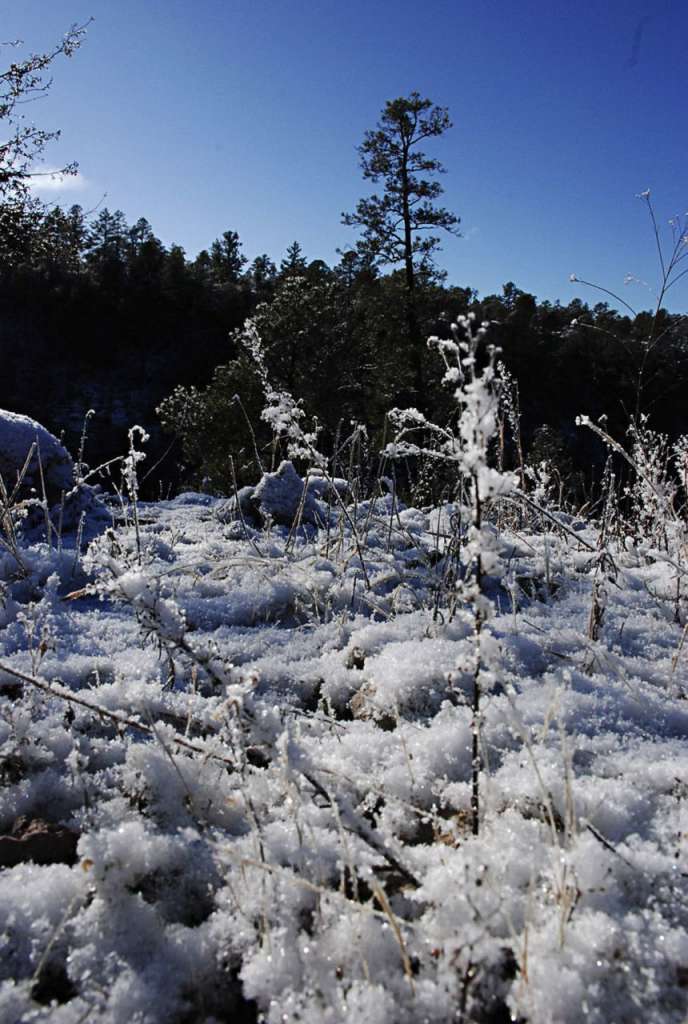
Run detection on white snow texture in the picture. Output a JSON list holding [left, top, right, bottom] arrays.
[[0, 448, 686, 1023]]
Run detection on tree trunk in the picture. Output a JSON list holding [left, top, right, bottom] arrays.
[[401, 155, 423, 407]]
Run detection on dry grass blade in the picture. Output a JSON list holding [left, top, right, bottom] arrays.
[[0, 659, 236, 770], [370, 877, 417, 992]]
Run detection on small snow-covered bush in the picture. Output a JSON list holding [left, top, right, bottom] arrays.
[[157, 352, 267, 492]]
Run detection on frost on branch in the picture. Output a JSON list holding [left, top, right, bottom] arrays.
[[385, 316, 516, 582], [241, 321, 325, 466]]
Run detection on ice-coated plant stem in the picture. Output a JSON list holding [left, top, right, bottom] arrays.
[[470, 486, 484, 836]]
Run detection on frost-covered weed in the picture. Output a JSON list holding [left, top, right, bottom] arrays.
[[497, 360, 526, 492], [242, 320, 326, 468], [577, 412, 688, 627], [384, 315, 516, 832], [623, 416, 679, 551]]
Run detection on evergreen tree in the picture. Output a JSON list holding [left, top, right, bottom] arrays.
[[249, 253, 277, 301], [192, 248, 212, 284], [128, 217, 155, 255], [84, 208, 129, 288], [209, 229, 247, 285], [163, 244, 189, 295], [343, 93, 460, 401], [35, 203, 86, 273], [279, 241, 307, 278], [128, 219, 166, 290], [86, 208, 129, 263], [0, 195, 46, 269]]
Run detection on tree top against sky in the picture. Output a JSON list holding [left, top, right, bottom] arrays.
[[4, 1, 687, 312]]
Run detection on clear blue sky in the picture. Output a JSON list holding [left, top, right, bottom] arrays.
[[5, 0, 688, 312]]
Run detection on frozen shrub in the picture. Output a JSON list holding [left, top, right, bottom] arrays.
[[157, 354, 266, 492]]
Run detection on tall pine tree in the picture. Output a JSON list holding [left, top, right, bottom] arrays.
[[343, 93, 460, 402]]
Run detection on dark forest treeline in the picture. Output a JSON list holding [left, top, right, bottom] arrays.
[[2, 197, 688, 498], [1, 201, 256, 484]]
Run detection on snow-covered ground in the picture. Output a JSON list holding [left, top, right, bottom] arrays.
[[0, 473, 687, 1023]]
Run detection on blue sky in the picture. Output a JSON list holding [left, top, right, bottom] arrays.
[[5, 0, 688, 311]]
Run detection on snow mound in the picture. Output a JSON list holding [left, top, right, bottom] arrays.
[[223, 460, 329, 528], [0, 410, 74, 501]]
